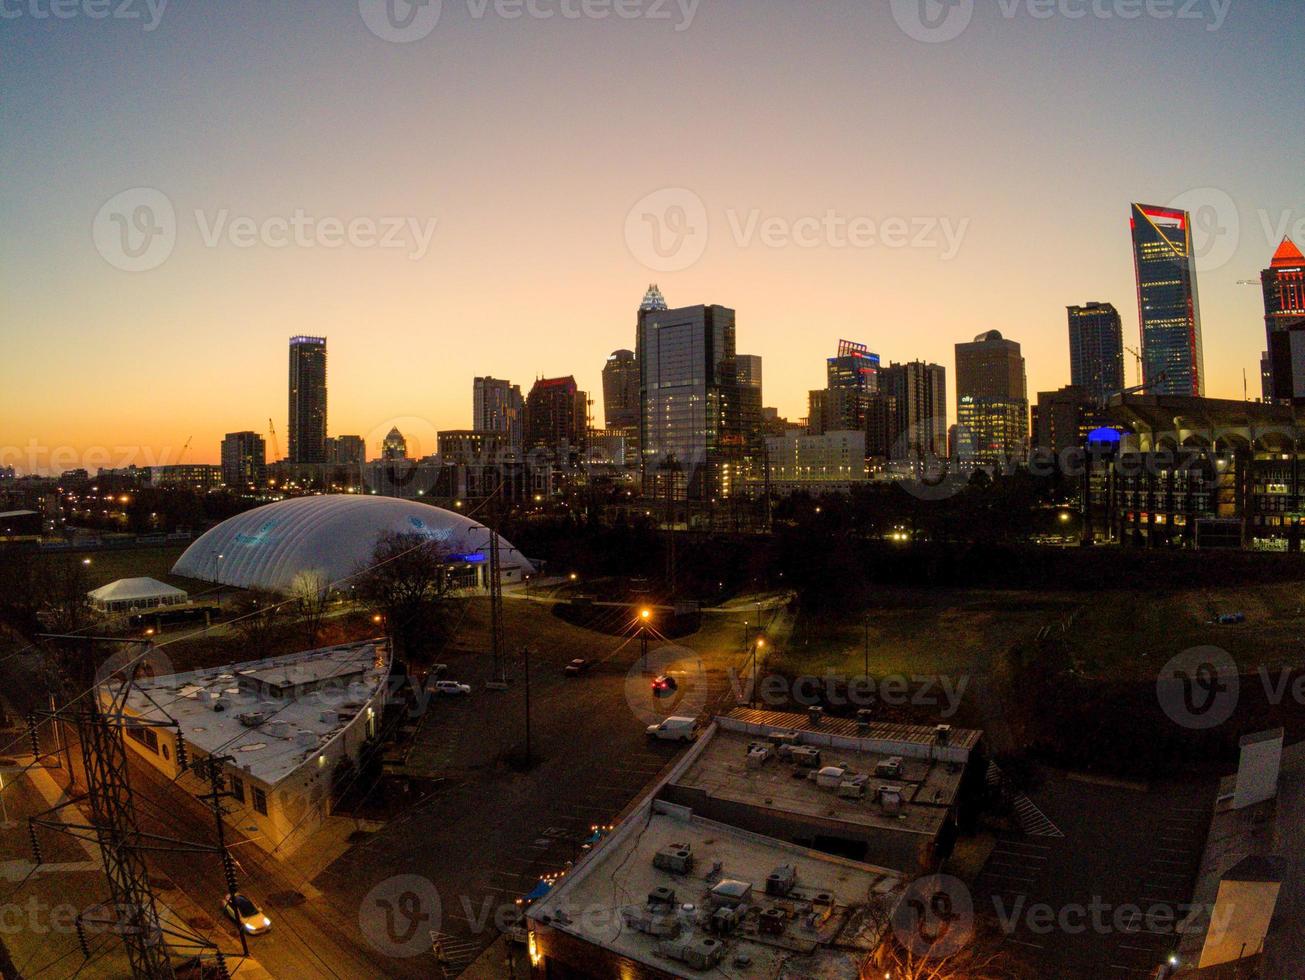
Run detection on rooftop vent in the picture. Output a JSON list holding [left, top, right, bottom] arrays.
[[788, 746, 822, 770], [878, 786, 903, 813], [621, 906, 679, 937], [875, 757, 903, 779], [708, 879, 753, 910], [237, 710, 268, 728], [765, 864, 797, 897], [935, 724, 951, 745], [657, 936, 723, 971], [807, 705, 824, 727], [758, 906, 786, 935], [653, 843, 694, 875], [648, 886, 677, 908]]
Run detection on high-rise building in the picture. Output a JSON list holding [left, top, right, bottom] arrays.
[[473, 377, 524, 447], [865, 392, 899, 461], [602, 349, 640, 431], [880, 361, 947, 462], [381, 427, 408, 461], [1067, 302, 1125, 403], [288, 336, 327, 463], [639, 283, 668, 313], [954, 330, 1028, 465], [524, 377, 587, 456], [1130, 204, 1204, 396], [638, 303, 739, 499], [326, 434, 365, 467], [826, 339, 879, 393], [220, 431, 266, 488], [1262, 238, 1305, 404], [1032, 386, 1112, 457]]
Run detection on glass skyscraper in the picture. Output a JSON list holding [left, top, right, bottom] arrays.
[[1067, 302, 1125, 404], [1262, 238, 1305, 404], [1130, 204, 1204, 397], [288, 335, 327, 463], [638, 303, 738, 500], [954, 330, 1028, 466]]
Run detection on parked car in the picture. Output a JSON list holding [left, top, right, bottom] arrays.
[[646, 716, 699, 742], [429, 664, 449, 678], [223, 893, 271, 936], [564, 658, 591, 676], [434, 680, 471, 695], [1215, 612, 1246, 625]]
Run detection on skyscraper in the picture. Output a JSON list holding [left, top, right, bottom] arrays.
[[1067, 302, 1125, 403], [1130, 204, 1204, 396], [602, 350, 640, 429], [473, 376, 524, 447], [826, 339, 879, 393], [524, 376, 587, 455], [288, 335, 327, 463], [638, 302, 739, 499], [954, 330, 1028, 465], [879, 361, 947, 463], [1262, 238, 1305, 404], [221, 431, 266, 488], [381, 427, 408, 461]]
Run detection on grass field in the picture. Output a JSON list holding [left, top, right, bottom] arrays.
[[770, 582, 1305, 684]]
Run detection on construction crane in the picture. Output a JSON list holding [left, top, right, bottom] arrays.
[[267, 417, 281, 462], [177, 435, 193, 464], [1124, 346, 1144, 387]]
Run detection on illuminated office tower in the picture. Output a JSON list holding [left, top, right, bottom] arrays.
[[1130, 203, 1204, 396], [1067, 302, 1125, 403], [954, 330, 1028, 465], [1262, 238, 1305, 404], [288, 336, 327, 463]]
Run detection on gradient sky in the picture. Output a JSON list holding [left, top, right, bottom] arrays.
[[3, 0, 1303, 472]]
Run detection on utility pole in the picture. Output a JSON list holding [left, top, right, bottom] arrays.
[[521, 646, 533, 768]]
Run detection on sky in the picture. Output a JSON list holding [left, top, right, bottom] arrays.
[[2, 0, 1303, 472]]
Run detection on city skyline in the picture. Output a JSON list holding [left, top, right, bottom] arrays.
[[4, 3, 1304, 471]]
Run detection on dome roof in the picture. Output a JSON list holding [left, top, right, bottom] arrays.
[[173, 495, 533, 594], [974, 329, 1005, 343]]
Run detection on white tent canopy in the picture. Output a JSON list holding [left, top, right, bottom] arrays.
[[87, 577, 189, 614]]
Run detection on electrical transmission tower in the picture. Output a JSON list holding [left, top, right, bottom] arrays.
[[27, 635, 236, 979]]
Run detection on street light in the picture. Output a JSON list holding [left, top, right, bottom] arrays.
[[639, 608, 652, 670], [751, 636, 765, 709]]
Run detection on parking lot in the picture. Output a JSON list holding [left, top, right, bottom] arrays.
[[317, 596, 765, 977], [973, 772, 1216, 976]]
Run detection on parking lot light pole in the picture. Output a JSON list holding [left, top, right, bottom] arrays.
[[751, 637, 765, 709], [640, 608, 651, 671], [522, 646, 533, 768]]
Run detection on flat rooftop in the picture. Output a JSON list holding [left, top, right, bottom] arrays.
[[723, 707, 982, 754], [115, 639, 389, 786], [529, 800, 900, 979], [670, 722, 969, 839]]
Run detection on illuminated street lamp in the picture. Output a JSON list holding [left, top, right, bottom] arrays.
[[639, 608, 652, 670]]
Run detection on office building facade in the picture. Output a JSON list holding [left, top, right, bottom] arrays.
[[638, 303, 739, 500], [288, 335, 327, 463], [880, 360, 947, 463], [1068, 302, 1125, 403], [1131, 204, 1205, 396], [524, 376, 587, 457], [473, 376, 524, 447], [220, 431, 267, 489], [1262, 238, 1305, 404], [954, 330, 1029, 466]]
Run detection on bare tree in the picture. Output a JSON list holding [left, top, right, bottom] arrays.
[[353, 531, 453, 662], [232, 588, 284, 655], [40, 552, 93, 633], [865, 890, 1031, 980], [290, 570, 332, 648]]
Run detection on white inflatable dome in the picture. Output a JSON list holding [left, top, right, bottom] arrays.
[[172, 495, 533, 594]]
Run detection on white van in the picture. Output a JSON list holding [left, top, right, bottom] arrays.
[[646, 717, 699, 742]]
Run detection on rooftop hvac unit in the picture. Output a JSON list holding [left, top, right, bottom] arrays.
[[265, 720, 291, 738], [935, 724, 951, 744], [709, 879, 753, 909], [648, 886, 677, 908], [767, 730, 800, 747], [709, 905, 742, 934], [653, 843, 694, 875], [875, 757, 903, 779], [320, 709, 339, 726], [838, 778, 867, 800], [813, 765, 850, 789], [765, 864, 797, 897], [295, 730, 317, 750], [620, 906, 679, 937], [237, 710, 268, 728], [197, 689, 212, 704], [657, 936, 724, 971], [788, 746, 822, 770], [758, 906, 786, 935], [878, 786, 903, 812], [856, 708, 874, 734], [807, 705, 824, 726]]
